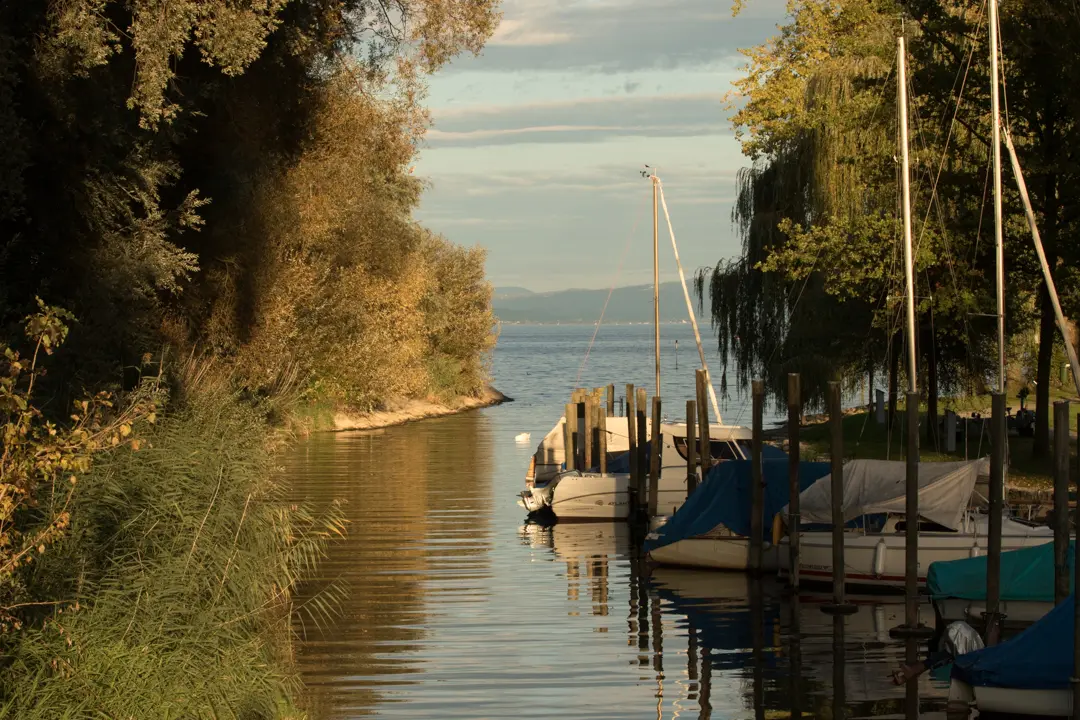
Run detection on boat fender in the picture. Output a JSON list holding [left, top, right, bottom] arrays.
[[873, 538, 887, 578], [771, 514, 783, 547], [968, 544, 981, 558]]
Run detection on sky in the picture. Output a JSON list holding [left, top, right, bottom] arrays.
[[411, 0, 790, 293]]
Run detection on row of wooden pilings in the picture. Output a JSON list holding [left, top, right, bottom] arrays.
[[567, 374, 1079, 629]]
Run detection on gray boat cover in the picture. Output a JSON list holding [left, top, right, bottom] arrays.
[[780, 458, 987, 532]]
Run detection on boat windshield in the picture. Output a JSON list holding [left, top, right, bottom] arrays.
[[671, 437, 745, 463]]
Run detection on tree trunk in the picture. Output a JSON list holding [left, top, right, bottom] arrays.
[[925, 317, 939, 450], [1033, 283, 1056, 458], [888, 331, 900, 430]]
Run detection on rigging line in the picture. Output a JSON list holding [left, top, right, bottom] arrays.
[[574, 191, 648, 387]]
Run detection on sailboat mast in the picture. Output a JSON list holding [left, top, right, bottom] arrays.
[[989, 0, 1006, 394], [897, 36, 917, 394], [652, 174, 661, 396]]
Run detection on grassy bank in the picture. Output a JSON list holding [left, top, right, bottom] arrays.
[[0, 357, 344, 718]]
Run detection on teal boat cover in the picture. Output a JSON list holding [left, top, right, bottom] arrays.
[[643, 459, 830, 553], [927, 540, 1069, 602], [952, 592, 1074, 689]]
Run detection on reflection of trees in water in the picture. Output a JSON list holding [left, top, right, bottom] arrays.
[[285, 412, 494, 718]]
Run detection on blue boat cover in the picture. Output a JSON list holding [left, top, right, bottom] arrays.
[[952, 592, 1075, 690], [643, 459, 831, 553], [928, 540, 1070, 602]]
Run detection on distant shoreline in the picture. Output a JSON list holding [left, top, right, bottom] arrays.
[[316, 385, 512, 433]]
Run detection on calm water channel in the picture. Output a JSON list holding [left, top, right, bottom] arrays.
[[286, 324, 950, 719]]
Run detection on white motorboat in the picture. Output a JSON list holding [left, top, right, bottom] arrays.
[[778, 457, 1055, 590], [519, 416, 752, 521]]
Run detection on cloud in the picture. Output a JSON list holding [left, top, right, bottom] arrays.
[[450, 0, 788, 74], [425, 93, 730, 147]]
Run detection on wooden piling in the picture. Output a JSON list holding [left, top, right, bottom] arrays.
[[904, 390, 920, 629], [686, 400, 698, 498], [1073, 411, 1080, 720], [696, 370, 711, 473], [822, 382, 855, 614], [577, 400, 588, 471], [592, 400, 603, 473], [636, 388, 648, 502], [648, 396, 662, 518], [751, 380, 765, 574], [1054, 400, 1070, 605], [986, 392, 1005, 641], [564, 403, 577, 471], [626, 385, 638, 507], [583, 397, 594, 470], [607, 384, 615, 416], [599, 407, 608, 475], [787, 373, 802, 589]]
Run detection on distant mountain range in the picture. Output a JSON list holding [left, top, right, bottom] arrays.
[[491, 282, 709, 324]]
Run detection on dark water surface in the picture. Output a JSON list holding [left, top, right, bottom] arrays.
[[287, 325, 949, 718]]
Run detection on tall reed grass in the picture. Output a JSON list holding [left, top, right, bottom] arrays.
[[0, 356, 345, 718]]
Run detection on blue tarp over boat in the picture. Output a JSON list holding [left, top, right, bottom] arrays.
[[928, 540, 1069, 602], [952, 592, 1075, 690], [643, 458, 831, 553]]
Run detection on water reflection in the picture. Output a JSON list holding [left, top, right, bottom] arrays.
[[287, 408, 951, 719]]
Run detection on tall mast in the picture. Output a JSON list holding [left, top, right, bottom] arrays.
[[652, 172, 661, 397], [989, 0, 1006, 394], [898, 37, 917, 394]]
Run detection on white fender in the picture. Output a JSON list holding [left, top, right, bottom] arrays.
[[873, 538, 888, 577]]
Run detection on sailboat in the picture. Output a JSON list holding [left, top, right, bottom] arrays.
[[518, 170, 751, 521], [777, 29, 1054, 591]]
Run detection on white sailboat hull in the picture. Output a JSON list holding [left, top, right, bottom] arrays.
[[518, 469, 692, 521], [648, 536, 779, 571], [949, 678, 1071, 717], [934, 597, 1053, 625], [795, 522, 1054, 589]]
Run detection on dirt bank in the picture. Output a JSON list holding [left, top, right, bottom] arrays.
[[324, 385, 511, 432]]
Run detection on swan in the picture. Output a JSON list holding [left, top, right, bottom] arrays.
[[514, 432, 531, 443]]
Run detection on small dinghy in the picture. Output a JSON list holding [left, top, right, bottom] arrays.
[[514, 432, 531, 443]]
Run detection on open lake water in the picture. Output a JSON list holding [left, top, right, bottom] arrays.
[[286, 324, 950, 719]]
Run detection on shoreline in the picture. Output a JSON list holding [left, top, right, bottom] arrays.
[[319, 385, 512, 433]]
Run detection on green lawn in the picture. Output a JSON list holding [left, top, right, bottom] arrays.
[[794, 389, 1079, 489]]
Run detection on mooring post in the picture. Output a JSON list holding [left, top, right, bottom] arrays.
[[648, 396, 662, 518], [599, 407, 608, 475], [564, 403, 577, 471], [822, 381, 855, 615], [579, 398, 590, 471], [891, 392, 931, 636], [626, 384, 638, 509], [686, 400, 698, 498], [1054, 400, 1070, 605], [788, 373, 802, 589], [696, 369, 712, 474], [637, 388, 649, 516], [750, 380, 765, 574], [607, 384, 615, 416], [1073, 411, 1080, 720], [985, 392, 1005, 644], [591, 401, 603, 473]]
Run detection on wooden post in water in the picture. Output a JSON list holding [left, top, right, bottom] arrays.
[[1073, 411, 1080, 720], [1054, 400, 1070, 605], [636, 387, 648, 497], [696, 370, 712, 474], [591, 401, 603, 473], [891, 392, 931, 636], [565, 403, 577, 471], [750, 380, 765, 574], [648, 396, 662, 518], [686, 400, 698, 498], [599, 407, 608, 475], [607, 384, 615, 416], [788, 373, 802, 589], [577, 399, 587, 472], [985, 392, 1005, 643], [626, 385, 638, 508], [822, 382, 855, 615]]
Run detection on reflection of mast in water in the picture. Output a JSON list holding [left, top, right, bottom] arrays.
[[750, 579, 765, 720], [788, 593, 802, 720], [905, 638, 919, 720], [832, 614, 846, 720]]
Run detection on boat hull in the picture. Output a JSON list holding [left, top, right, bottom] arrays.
[[519, 470, 691, 521], [648, 537, 778, 571], [796, 530, 1054, 589], [949, 678, 1072, 717], [934, 597, 1053, 626]]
